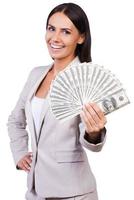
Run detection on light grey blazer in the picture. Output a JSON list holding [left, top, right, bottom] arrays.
[[7, 57, 106, 198]]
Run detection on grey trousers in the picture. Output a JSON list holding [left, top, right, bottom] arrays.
[[25, 189, 98, 200]]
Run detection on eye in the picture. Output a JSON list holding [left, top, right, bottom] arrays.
[[62, 29, 71, 35], [47, 26, 55, 32]]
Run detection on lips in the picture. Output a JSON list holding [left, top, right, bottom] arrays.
[[50, 43, 65, 49]]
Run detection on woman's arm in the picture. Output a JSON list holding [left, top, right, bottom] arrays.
[[7, 68, 36, 168]]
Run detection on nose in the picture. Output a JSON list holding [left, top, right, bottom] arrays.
[[52, 31, 61, 42]]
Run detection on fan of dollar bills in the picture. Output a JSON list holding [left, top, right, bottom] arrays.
[[48, 62, 130, 122]]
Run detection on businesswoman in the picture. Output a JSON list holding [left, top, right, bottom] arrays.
[[8, 3, 107, 200]]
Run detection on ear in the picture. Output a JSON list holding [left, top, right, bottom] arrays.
[[77, 34, 85, 44]]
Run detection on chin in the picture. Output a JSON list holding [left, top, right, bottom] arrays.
[[50, 54, 65, 60]]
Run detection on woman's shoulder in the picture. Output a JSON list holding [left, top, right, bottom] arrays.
[[24, 64, 52, 86], [30, 64, 52, 75], [27, 64, 52, 79]]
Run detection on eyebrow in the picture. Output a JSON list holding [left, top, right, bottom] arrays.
[[47, 24, 72, 32]]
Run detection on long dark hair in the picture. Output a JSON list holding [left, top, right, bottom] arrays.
[[46, 3, 92, 62]]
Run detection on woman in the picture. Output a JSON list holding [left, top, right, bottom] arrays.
[[8, 3, 107, 200]]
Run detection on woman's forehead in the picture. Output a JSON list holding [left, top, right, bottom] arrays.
[[48, 12, 74, 29]]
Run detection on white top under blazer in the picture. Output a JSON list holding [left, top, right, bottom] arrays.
[[31, 96, 46, 136]]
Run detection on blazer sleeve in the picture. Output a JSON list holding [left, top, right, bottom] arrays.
[[79, 122, 106, 152], [7, 68, 36, 167]]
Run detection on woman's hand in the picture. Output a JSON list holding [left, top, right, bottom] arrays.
[[17, 152, 33, 172], [80, 102, 107, 139]]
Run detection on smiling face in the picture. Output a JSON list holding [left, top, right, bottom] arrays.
[[45, 12, 84, 63]]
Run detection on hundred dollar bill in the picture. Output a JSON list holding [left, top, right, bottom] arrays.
[[96, 88, 130, 114]]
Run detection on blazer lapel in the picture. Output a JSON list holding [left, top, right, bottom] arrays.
[[36, 94, 50, 143], [28, 64, 53, 102], [25, 64, 53, 146], [25, 100, 37, 148]]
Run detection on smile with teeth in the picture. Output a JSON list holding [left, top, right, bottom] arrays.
[[50, 44, 65, 49]]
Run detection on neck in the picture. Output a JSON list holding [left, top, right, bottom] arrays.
[[52, 56, 76, 76]]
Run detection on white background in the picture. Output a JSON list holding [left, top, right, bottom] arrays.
[[0, 0, 134, 199]]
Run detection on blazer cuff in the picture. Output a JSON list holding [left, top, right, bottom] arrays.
[[79, 122, 106, 152], [84, 127, 106, 144]]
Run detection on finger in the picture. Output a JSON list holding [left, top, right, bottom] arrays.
[[18, 162, 28, 171], [83, 105, 98, 127], [21, 165, 30, 172], [22, 160, 31, 171], [80, 110, 95, 133], [84, 104, 101, 125], [89, 103, 107, 125], [25, 156, 32, 165], [90, 102, 105, 120]]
